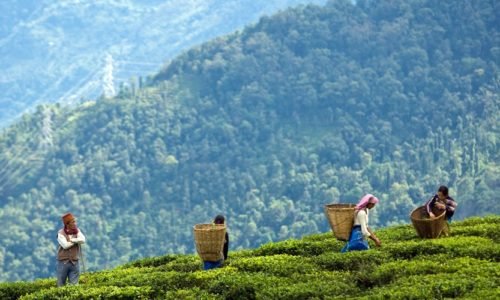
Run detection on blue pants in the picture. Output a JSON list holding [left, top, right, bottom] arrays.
[[341, 225, 369, 253], [57, 260, 80, 286], [203, 260, 223, 270]]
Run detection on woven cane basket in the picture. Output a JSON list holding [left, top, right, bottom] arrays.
[[324, 204, 356, 241], [193, 224, 226, 261], [410, 206, 447, 239]]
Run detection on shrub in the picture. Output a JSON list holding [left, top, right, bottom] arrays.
[[451, 223, 499, 242], [259, 272, 358, 299], [453, 215, 499, 227], [208, 273, 279, 299], [253, 239, 340, 257], [313, 250, 389, 271], [382, 240, 448, 259], [120, 254, 179, 268], [368, 256, 496, 286], [20, 285, 152, 300], [81, 270, 206, 295], [230, 254, 318, 276], [376, 224, 419, 242], [156, 255, 202, 272], [162, 288, 219, 300], [5, 215, 498, 299], [430, 237, 500, 261], [0, 279, 54, 300], [465, 287, 500, 299], [365, 270, 497, 300], [301, 232, 336, 242]]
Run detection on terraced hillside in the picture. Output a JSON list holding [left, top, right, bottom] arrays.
[[1, 215, 498, 299]]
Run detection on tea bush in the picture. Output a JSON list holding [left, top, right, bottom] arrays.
[[365, 272, 495, 299], [253, 239, 339, 257], [156, 255, 202, 272], [0, 279, 54, 300], [120, 254, 179, 268], [162, 288, 219, 300], [230, 254, 318, 276], [20, 285, 152, 300], [368, 256, 498, 286], [375, 224, 419, 242], [313, 250, 389, 271], [3, 215, 498, 299]]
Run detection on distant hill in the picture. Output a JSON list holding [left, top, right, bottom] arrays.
[[0, 0, 327, 127], [0, 0, 498, 281], [0, 215, 498, 299]]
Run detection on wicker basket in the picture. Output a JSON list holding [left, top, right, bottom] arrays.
[[324, 204, 356, 241], [410, 206, 447, 239], [193, 224, 226, 261]]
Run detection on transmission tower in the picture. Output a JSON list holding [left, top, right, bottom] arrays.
[[102, 53, 116, 98], [40, 105, 54, 150]]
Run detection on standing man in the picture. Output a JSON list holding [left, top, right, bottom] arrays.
[[57, 212, 86, 287]]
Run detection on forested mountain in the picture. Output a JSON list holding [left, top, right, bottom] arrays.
[[0, 0, 327, 127], [0, 0, 498, 281]]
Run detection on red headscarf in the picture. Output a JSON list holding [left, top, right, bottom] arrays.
[[64, 225, 79, 235]]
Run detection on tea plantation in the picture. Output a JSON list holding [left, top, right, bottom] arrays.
[[1, 216, 498, 299]]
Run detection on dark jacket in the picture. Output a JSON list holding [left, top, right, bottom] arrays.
[[223, 232, 229, 260], [425, 194, 457, 219]]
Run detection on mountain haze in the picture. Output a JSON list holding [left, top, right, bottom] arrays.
[[0, 0, 327, 127], [0, 0, 498, 281]]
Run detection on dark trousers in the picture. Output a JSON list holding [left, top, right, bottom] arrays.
[[203, 260, 223, 270]]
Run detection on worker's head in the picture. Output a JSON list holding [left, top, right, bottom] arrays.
[[437, 185, 449, 200], [214, 215, 225, 225], [62, 213, 77, 228], [366, 198, 377, 209], [356, 194, 379, 210]]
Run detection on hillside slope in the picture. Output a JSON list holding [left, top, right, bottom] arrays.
[[0, 0, 327, 127], [0, 0, 498, 281], [0, 216, 498, 299]]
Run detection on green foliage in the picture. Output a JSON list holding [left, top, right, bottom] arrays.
[[253, 239, 340, 257], [20, 286, 152, 300], [0, 0, 498, 282], [1, 0, 327, 127], [230, 254, 318, 276], [365, 273, 495, 299], [383, 236, 500, 261], [0, 279, 54, 300], [2, 216, 497, 299], [121, 254, 179, 268], [208, 273, 261, 299], [314, 250, 389, 271], [368, 256, 499, 287], [452, 223, 500, 242]]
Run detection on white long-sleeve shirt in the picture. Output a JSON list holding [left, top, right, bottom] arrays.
[[58, 231, 86, 249], [354, 209, 371, 237]]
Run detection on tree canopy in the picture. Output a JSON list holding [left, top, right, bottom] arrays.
[[0, 0, 498, 281]]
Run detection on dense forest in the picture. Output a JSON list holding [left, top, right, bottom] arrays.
[[0, 0, 498, 281], [0, 216, 498, 298]]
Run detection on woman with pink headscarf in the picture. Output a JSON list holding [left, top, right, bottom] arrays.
[[341, 194, 382, 252]]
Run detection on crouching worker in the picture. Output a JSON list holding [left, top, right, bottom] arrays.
[[203, 215, 229, 270], [425, 185, 457, 222], [57, 213, 86, 286], [341, 194, 381, 252]]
